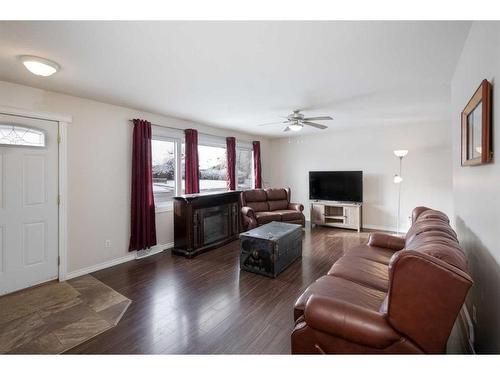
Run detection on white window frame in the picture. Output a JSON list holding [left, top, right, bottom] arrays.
[[198, 134, 228, 193], [151, 126, 183, 212], [236, 141, 254, 190]]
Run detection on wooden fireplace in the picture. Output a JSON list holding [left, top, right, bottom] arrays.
[[172, 191, 241, 258]]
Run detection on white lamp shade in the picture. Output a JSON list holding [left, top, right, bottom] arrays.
[[393, 149, 408, 158], [393, 175, 403, 184]]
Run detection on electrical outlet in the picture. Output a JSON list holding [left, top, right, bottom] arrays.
[[472, 305, 478, 324], [105, 240, 111, 248]]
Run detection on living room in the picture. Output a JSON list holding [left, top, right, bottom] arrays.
[[1, 1, 499, 373]]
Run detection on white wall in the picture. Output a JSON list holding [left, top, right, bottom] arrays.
[[268, 122, 453, 232], [0, 80, 271, 274], [451, 21, 500, 353]]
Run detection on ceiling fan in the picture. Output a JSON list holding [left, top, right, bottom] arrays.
[[258, 110, 333, 132]]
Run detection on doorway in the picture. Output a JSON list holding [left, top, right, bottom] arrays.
[[0, 114, 59, 295]]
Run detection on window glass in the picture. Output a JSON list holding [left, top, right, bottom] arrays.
[[0, 124, 45, 147], [198, 144, 227, 192], [236, 148, 253, 190], [152, 139, 176, 202]]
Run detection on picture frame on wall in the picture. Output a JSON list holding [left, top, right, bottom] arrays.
[[461, 79, 493, 166]]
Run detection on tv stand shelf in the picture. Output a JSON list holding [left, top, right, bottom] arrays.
[[310, 201, 362, 232]]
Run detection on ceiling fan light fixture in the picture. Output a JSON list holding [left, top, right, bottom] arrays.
[[289, 123, 303, 131], [19, 55, 60, 77]]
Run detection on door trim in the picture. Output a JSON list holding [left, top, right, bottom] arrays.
[[0, 105, 72, 282]]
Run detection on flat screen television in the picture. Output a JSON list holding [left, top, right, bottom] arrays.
[[309, 171, 363, 203]]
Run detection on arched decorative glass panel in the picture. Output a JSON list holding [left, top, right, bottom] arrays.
[[0, 124, 46, 147]]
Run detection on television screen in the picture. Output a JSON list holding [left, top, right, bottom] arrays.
[[309, 171, 363, 203]]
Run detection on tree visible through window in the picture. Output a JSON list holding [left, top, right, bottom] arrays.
[[236, 147, 252, 190], [152, 139, 176, 202], [198, 144, 227, 192]]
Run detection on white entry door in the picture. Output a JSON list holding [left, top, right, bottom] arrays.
[[0, 114, 59, 296]]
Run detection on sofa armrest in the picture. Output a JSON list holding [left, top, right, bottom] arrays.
[[241, 206, 255, 218], [368, 233, 405, 251], [288, 202, 304, 212], [304, 295, 400, 349]]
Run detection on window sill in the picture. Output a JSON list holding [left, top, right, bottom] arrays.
[[155, 202, 174, 213]]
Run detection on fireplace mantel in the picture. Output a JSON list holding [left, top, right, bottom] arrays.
[[172, 191, 241, 258]]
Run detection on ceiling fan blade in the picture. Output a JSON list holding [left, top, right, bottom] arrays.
[[283, 126, 291, 132], [302, 116, 333, 121], [302, 121, 328, 130]]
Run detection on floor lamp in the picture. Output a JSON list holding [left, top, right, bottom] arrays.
[[393, 149, 408, 235]]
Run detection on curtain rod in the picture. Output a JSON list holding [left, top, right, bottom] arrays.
[[129, 119, 258, 143], [128, 119, 251, 141]]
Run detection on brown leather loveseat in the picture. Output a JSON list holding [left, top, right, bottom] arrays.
[[291, 207, 473, 354], [240, 188, 305, 230]]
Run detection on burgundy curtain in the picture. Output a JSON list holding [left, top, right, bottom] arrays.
[[129, 119, 157, 251], [184, 129, 200, 194], [252, 141, 262, 188], [226, 137, 236, 190]]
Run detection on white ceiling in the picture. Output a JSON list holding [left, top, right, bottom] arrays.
[[0, 21, 471, 137]]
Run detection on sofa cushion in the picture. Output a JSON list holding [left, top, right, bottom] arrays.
[[268, 200, 289, 211], [242, 189, 269, 212], [247, 201, 269, 212], [406, 232, 459, 249], [405, 220, 457, 245], [255, 211, 281, 225], [294, 276, 386, 321], [416, 209, 449, 224], [347, 244, 395, 265], [272, 209, 303, 221], [409, 244, 468, 272], [243, 189, 267, 202], [265, 188, 288, 201], [412, 206, 431, 223], [327, 256, 389, 292]]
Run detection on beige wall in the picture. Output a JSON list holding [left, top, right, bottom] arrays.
[[451, 22, 500, 353], [268, 122, 453, 232], [0, 80, 271, 274]]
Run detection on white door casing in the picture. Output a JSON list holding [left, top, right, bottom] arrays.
[[0, 114, 59, 295]]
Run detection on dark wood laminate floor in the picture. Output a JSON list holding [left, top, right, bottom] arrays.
[[66, 226, 370, 354]]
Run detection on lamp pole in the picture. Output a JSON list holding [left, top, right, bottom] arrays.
[[397, 156, 402, 235], [393, 150, 408, 235]]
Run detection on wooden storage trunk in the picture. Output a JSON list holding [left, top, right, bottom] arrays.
[[239, 221, 302, 278]]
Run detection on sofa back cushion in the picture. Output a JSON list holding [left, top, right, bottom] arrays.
[[265, 188, 289, 211], [241, 189, 269, 212], [415, 209, 450, 224], [405, 220, 457, 246], [411, 206, 431, 223]]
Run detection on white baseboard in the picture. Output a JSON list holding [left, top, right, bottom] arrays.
[[66, 242, 173, 280], [363, 224, 408, 234], [136, 242, 174, 259], [459, 305, 476, 354]]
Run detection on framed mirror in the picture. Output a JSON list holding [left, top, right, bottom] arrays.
[[461, 79, 492, 166]]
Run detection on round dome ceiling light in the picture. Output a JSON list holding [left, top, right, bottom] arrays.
[[19, 55, 60, 77], [288, 122, 303, 131]]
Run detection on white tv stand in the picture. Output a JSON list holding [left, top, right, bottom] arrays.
[[310, 201, 362, 232]]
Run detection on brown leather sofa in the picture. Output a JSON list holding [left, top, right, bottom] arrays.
[[291, 206, 473, 354], [240, 188, 305, 230]]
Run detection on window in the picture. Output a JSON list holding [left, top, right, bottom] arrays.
[[0, 124, 45, 147], [152, 139, 177, 203], [152, 131, 254, 201], [198, 144, 227, 192], [236, 147, 253, 190]]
